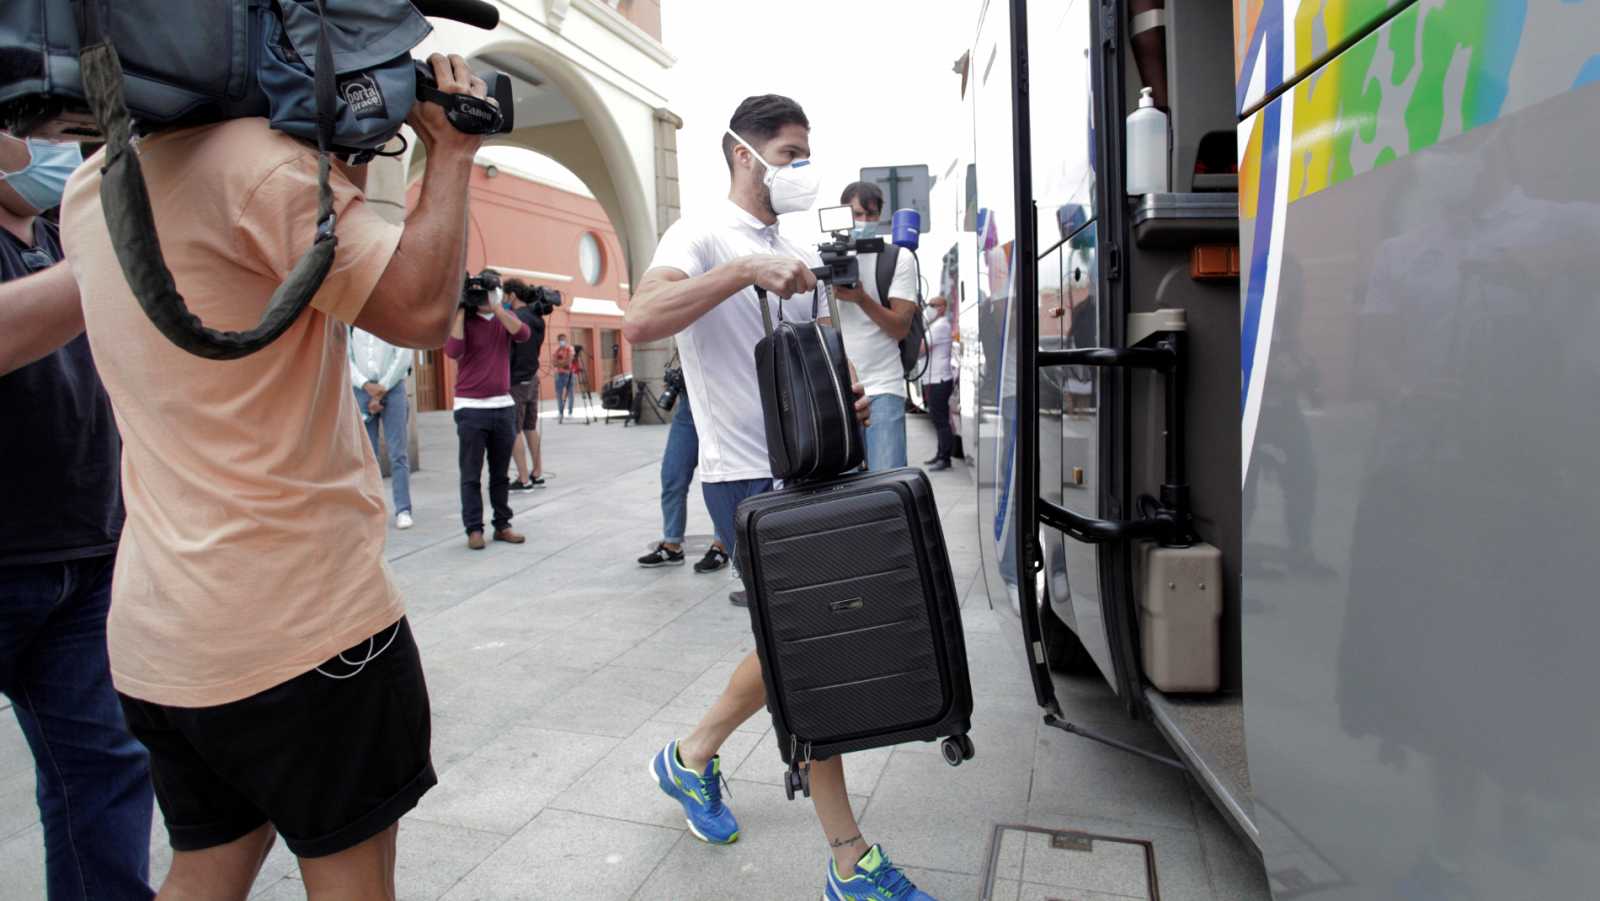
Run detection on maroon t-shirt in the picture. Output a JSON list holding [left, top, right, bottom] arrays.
[[443, 312, 531, 399]]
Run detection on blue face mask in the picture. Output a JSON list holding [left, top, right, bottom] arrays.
[[852, 221, 881, 240], [2, 139, 83, 212]]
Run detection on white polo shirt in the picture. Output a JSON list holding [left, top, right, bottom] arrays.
[[834, 248, 918, 398], [649, 200, 821, 483], [924, 313, 953, 385]]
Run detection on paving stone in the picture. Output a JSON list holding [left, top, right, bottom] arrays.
[[549, 719, 763, 830], [413, 726, 619, 835], [1028, 720, 1199, 833], [394, 817, 509, 900], [630, 779, 869, 901], [440, 809, 678, 900]]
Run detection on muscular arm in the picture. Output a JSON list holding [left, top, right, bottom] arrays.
[[351, 53, 486, 349], [0, 263, 84, 375], [352, 150, 473, 349], [623, 254, 816, 345], [623, 262, 754, 345]]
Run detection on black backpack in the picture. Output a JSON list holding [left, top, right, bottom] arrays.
[[875, 245, 928, 382]]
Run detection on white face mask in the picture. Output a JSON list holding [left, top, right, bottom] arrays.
[[726, 128, 819, 215]]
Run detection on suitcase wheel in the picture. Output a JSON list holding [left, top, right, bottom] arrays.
[[785, 768, 812, 800], [941, 735, 976, 767]]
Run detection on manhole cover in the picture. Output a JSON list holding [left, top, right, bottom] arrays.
[[979, 824, 1160, 900]]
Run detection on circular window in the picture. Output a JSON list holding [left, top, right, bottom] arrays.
[[578, 232, 604, 285]]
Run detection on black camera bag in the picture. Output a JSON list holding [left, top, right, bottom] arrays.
[[753, 287, 865, 482], [0, 0, 493, 361]]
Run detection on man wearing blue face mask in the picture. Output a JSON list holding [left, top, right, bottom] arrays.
[[0, 132, 156, 900], [832, 181, 918, 471], [623, 95, 940, 901]]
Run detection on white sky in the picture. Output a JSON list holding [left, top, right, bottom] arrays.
[[660, 0, 982, 250], [478, 1, 985, 258]]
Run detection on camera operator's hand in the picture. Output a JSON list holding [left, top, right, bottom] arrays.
[[742, 256, 817, 298], [835, 284, 872, 306], [849, 363, 871, 427], [407, 54, 491, 157]]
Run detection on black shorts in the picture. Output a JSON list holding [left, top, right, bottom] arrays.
[[119, 618, 436, 858], [511, 380, 540, 432]]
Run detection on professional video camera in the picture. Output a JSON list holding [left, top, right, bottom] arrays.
[[811, 204, 884, 290], [503, 279, 564, 317], [461, 269, 503, 310]]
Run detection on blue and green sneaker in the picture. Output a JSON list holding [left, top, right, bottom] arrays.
[[825, 845, 938, 900], [651, 739, 739, 844]]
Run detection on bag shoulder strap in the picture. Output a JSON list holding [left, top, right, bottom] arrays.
[[876, 244, 899, 309], [76, 0, 339, 360]]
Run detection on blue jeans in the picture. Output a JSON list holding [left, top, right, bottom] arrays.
[[0, 556, 154, 901], [355, 383, 411, 514], [703, 478, 774, 561], [660, 398, 698, 544], [866, 394, 909, 471], [555, 372, 575, 416]]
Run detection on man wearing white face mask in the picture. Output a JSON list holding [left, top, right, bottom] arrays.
[[624, 95, 940, 901], [443, 268, 531, 550]]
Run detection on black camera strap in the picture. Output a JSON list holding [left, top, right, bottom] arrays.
[[76, 0, 340, 360]]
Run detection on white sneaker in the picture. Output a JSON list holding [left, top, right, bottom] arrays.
[[395, 511, 414, 530]]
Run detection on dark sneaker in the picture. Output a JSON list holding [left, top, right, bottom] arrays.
[[694, 546, 730, 574], [729, 590, 748, 608], [529, 476, 547, 489], [927, 460, 952, 472], [639, 544, 686, 568], [923, 455, 941, 465], [510, 479, 534, 492]]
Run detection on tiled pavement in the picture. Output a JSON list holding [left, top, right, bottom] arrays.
[[0, 404, 1270, 900]]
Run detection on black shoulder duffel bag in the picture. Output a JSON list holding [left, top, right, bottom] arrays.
[[0, 0, 502, 360]]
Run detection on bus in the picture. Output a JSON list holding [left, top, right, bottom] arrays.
[[962, 1, 1600, 897]]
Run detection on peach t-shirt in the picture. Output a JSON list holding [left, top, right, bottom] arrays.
[[61, 119, 405, 708]]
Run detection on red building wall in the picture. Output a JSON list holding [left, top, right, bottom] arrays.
[[409, 164, 633, 411]]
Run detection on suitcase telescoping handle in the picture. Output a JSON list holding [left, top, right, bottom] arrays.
[[754, 285, 841, 335]]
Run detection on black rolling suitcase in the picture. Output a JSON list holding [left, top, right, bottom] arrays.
[[735, 467, 975, 799]]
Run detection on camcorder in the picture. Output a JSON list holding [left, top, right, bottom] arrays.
[[412, 59, 514, 138], [460, 269, 503, 310], [503, 278, 564, 317], [811, 204, 884, 290]]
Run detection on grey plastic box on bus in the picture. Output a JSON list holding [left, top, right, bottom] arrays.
[[1137, 542, 1223, 693]]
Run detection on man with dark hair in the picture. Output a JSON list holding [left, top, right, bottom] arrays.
[[503, 278, 547, 491], [833, 180, 918, 470], [624, 94, 941, 901], [445, 268, 532, 550]]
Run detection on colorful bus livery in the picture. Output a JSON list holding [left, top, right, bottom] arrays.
[[964, 1, 1600, 898]]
